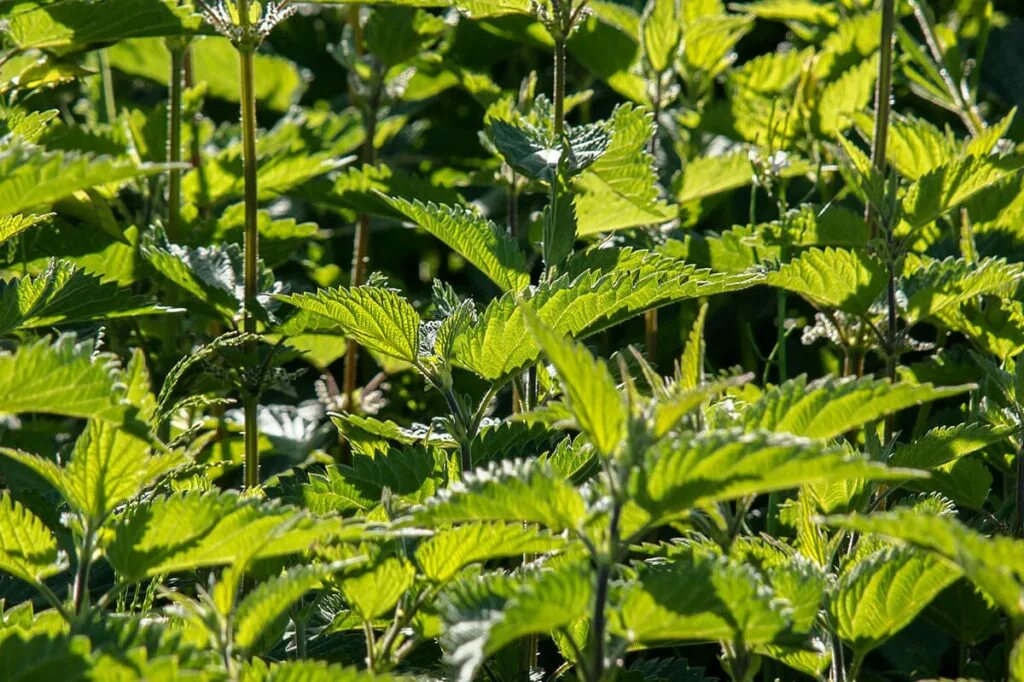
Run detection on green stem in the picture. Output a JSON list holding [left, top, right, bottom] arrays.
[[342, 34, 380, 421], [587, 501, 620, 682], [72, 524, 96, 614], [870, 0, 898, 442], [848, 650, 866, 682], [908, 0, 983, 135], [553, 36, 566, 136], [237, 0, 261, 487], [98, 49, 116, 123], [166, 40, 186, 241]]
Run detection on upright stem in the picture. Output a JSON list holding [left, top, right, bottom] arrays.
[[870, 0, 898, 441], [587, 500, 620, 682], [72, 524, 96, 614], [98, 49, 116, 123], [238, 0, 261, 489], [342, 12, 378, 419], [167, 41, 186, 241], [644, 80, 663, 365], [553, 37, 567, 135]]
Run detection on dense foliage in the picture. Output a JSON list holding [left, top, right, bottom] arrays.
[[3, 0, 1024, 679]]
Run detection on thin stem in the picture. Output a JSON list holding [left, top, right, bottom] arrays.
[[847, 650, 866, 682], [869, 0, 898, 441], [98, 49, 116, 123], [167, 40, 186, 241], [342, 47, 381, 421], [237, 0, 261, 487], [72, 524, 96, 614], [907, 0, 983, 135], [553, 37, 566, 135], [587, 501, 620, 682]]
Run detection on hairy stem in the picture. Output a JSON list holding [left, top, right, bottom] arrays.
[[72, 523, 96, 614], [587, 500, 620, 682], [553, 37, 566, 135], [98, 49, 116, 123], [342, 21, 380, 422], [870, 0, 898, 440], [238, 0, 261, 488], [166, 40, 186, 240]]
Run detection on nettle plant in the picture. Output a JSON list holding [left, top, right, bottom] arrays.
[[5, 0, 1024, 680]]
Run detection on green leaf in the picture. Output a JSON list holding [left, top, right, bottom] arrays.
[[616, 555, 789, 645], [679, 302, 708, 391], [872, 113, 956, 180], [278, 286, 421, 364], [903, 153, 1024, 229], [5, 0, 202, 50], [416, 522, 565, 583], [381, 196, 530, 292], [340, 557, 415, 620], [418, 459, 587, 532], [0, 213, 51, 246], [574, 104, 673, 235], [62, 420, 180, 523], [0, 147, 170, 216], [832, 546, 960, 655], [0, 335, 125, 420], [889, 423, 1009, 469], [522, 304, 626, 457], [766, 247, 885, 314], [0, 259, 175, 336], [454, 254, 761, 382], [825, 508, 1024, 619], [440, 562, 592, 682], [235, 564, 333, 652], [641, 0, 680, 73], [2, 401, 165, 521], [0, 494, 65, 588], [637, 429, 919, 525], [742, 374, 970, 440], [903, 255, 1024, 325], [107, 491, 344, 582], [814, 56, 877, 135], [0, 634, 92, 682]]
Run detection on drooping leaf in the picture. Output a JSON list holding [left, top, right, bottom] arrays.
[[637, 429, 920, 526], [616, 555, 790, 645], [0, 335, 125, 420], [766, 247, 885, 314], [4, 0, 202, 50], [640, 0, 680, 73], [339, 557, 415, 620], [235, 564, 334, 652], [107, 491, 344, 583], [574, 104, 673, 234], [0, 147, 171, 216], [903, 154, 1024, 229], [416, 522, 565, 583], [825, 508, 1024, 619], [832, 546, 960, 655], [0, 259, 176, 336], [889, 423, 1009, 470], [0, 494, 64, 588], [740, 375, 971, 440], [0, 213, 51, 246], [440, 562, 592, 682], [522, 304, 626, 457], [418, 459, 587, 532], [278, 286, 421, 364], [382, 196, 530, 292]]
